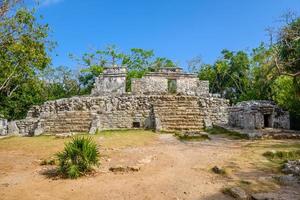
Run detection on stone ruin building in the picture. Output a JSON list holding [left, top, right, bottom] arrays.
[[228, 101, 290, 130], [0, 67, 229, 136], [0, 67, 291, 136]]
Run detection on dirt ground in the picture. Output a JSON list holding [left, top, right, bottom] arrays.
[[0, 130, 299, 200]]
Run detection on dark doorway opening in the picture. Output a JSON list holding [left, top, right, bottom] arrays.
[[264, 114, 271, 128], [168, 79, 177, 94], [132, 122, 140, 128]]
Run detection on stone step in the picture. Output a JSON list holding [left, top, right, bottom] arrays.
[[153, 98, 204, 131], [155, 112, 202, 115], [49, 126, 89, 130], [161, 127, 203, 132], [44, 119, 92, 123], [57, 113, 91, 117], [49, 127, 90, 133], [44, 122, 92, 125], [162, 121, 203, 125], [163, 125, 204, 129], [154, 103, 199, 105], [154, 108, 201, 112], [154, 102, 199, 105], [164, 125, 204, 129], [160, 118, 203, 122]]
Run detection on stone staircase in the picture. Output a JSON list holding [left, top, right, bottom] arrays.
[[41, 111, 92, 134], [153, 96, 204, 132]]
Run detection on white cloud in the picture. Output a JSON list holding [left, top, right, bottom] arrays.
[[40, 0, 63, 7]]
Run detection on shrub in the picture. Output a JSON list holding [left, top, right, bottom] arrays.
[[57, 136, 100, 179], [174, 132, 210, 141], [206, 126, 249, 139], [263, 150, 300, 163]]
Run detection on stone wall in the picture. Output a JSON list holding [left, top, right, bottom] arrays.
[[5, 94, 229, 136], [199, 97, 229, 126], [131, 69, 209, 96], [177, 78, 209, 96], [131, 76, 168, 94], [91, 67, 127, 96], [0, 66, 232, 136], [228, 101, 290, 130], [0, 118, 7, 136]]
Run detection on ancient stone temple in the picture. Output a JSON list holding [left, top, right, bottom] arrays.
[[228, 101, 290, 130], [1, 67, 229, 136]]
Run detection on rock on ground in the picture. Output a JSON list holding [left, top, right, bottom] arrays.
[[224, 187, 248, 200], [282, 160, 300, 176]]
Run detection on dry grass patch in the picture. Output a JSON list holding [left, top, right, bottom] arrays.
[[0, 136, 70, 157], [0, 130, 158, 166], [95, 129, 157, 148], [206, 126, 249, 139]]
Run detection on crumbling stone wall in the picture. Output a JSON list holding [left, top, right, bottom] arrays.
[[131, 68, 209, 96], [177, 78, 209, 96], [228, 101, 290, 130], [131, 76, 168, 94], [0, 66, 231, 136], [3, 94, 229, 136], [91, 67, 127, 96], [199, 96, 229, 126], [0, 118, 7, 136]]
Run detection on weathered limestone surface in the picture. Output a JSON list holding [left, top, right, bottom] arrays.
[[0, 66, 231, 136], [199, 97, 229, 126], [2, 66, 293, 136], [153, 96, 204, 132], [131, 67, 209, 96], [3, 94, 228, 136], [228, 100, 290, 130], [0, 118, 7, 135], [91, 67, 127, 96]]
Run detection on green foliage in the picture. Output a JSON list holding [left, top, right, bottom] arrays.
[[124, 48, 154, 91], [74, 46, 176, 92], [174, 132, 210, 141], [206, 126, 249, 139], [40, 66, 80, 100], [198, 50, 250, 103], [239, 44, 275, 101], [271, 76, 300, 112], [263, 150, 300, 164], [276, 17, 300, 77], [0, 3, 53, 119], [56, 137, 100, 179], [197, 30, 300, 120], [71, 45, 123, 94]]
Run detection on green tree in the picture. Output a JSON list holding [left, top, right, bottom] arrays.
[[40, 66, 80, 100], [75, 46, 176, 93], [0, 3, 53, 119], [197, 50, 250, 103], [239, 44, 275, 101], [123, 48, 154, 91], [270, 14, 300, 118], [273, 15, 300, 78], [72, 45, 125, 94]]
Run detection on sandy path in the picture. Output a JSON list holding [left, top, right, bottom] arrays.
[[0, 134, 299, 200]]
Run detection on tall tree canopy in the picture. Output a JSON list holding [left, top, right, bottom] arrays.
[[0, 1, 53, 119], [197, 14, 300, 125], [73, 45, 176, 94]]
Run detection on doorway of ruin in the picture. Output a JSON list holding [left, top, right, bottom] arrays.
[[263, 114, 272, 128], [168, 79, 177, 94], [132, 122, 141, 128]]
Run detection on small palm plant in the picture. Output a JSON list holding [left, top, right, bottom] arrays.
[[57, 136, 100, 179]]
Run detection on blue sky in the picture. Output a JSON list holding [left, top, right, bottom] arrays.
[[35, 0, 300, 70]]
